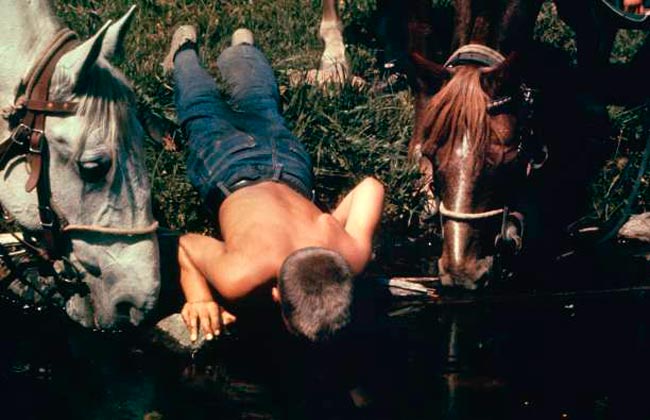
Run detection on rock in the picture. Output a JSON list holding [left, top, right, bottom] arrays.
[[149, 313, 207, 354], [618, 212, 650, 243]]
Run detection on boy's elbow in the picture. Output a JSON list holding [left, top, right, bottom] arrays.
[[214, 270, 257, 304], [213, 274, 244, 302]]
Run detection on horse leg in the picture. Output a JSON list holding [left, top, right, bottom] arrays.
[[320, 0, 348, 77], [287, 1, 355, 86], [313, 0, 350, 85]]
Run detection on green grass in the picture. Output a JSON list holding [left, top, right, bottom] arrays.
[[55, 0, 425, 241], [53, 1, 649, 256]]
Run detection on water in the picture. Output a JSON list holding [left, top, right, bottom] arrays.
[[0, 251, 649, 419]]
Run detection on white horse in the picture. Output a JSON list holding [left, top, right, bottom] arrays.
[[0, 2, 160, 329]]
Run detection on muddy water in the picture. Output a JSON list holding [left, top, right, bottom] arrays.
[[0, 254, 649, 419]]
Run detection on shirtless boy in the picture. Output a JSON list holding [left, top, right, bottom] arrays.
[[164, 26, 384, 342]]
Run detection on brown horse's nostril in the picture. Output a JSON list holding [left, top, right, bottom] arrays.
[[438, 255, 494, 289]]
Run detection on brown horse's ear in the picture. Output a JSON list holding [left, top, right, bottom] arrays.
[[480, 52, 520, 97], [410, 51, 452, 81]]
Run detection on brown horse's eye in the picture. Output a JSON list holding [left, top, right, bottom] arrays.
[[491, 114, 517, 144]]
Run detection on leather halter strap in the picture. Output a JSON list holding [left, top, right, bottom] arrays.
[[444, 44, 518, 114], [0, 30, 80, 182], [445, 44, 506, 68], [63, 221, 160, 236], [0, 30, 80, 259], [21, 29, 80, 193], [439, 201, 505, 220], [22, 99, 78, 114]]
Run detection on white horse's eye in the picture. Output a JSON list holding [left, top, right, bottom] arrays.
[[77, 155, 112, 182]]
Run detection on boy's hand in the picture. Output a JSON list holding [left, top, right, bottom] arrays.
[[181, 300, 237, 341]]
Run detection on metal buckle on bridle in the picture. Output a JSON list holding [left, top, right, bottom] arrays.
[[10, 123, 31, 147], [529, 144, 548, 170], [39, 205, 57, 229], [494, 207, 525, 255], [514, 84, 549, 173], [1, 207, 14, 223], [28, 129, 44, 154], [52, 257, 88, 298], [494, 207, 514, 251], [518, 84, 536, 129], [520, 84, 535, 107]]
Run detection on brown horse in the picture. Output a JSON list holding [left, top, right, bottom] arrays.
[[316, 2, 550, 289], [408, 0, 617, 289], [318, 1, 612, 289], [403, 0, 545, 288]]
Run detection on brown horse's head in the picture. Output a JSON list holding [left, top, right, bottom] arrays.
[[413, 52, 532, 289]]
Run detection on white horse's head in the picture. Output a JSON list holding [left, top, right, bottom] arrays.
[[0, 7, 160, 329]]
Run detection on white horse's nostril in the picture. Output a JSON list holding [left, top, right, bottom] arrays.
[[129, 306, 145, 325], [115, 300, 144, 326]]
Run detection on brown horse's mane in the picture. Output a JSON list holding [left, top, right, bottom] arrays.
[[421, 66, 492, 168]]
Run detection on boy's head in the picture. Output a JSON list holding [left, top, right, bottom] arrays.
[[276, 247, 354, 342]]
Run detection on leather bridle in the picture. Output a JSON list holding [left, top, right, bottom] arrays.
[[0, 29, 158, 307]]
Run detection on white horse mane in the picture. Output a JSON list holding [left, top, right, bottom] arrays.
[[50, 57, 139, 170]]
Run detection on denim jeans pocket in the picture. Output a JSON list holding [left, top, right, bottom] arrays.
[[214, 130, 256, 157], [288, 142, 312, 168], [197, 132, 256, 178]]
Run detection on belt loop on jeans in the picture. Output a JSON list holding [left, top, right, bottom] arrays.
[[217, 181, 232, 197], [272, 163, 284, 181]]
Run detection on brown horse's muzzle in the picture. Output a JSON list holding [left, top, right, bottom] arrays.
[[437, 210, 525, 289], [438, 253, 494, 290]]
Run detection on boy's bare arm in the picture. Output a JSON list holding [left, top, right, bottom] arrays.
[[332, 177, 385, 268], [178, 233, 226, 297], [179, 233, 268, 302], [178, 234, 236, 340]]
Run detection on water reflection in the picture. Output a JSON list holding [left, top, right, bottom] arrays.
[[0, 251, 649, 419]]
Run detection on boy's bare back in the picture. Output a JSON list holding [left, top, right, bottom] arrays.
[[219, 181, 369, 278]]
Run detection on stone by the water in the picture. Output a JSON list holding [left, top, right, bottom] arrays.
[[150, 313, 208, 354], [618, 212, 650, 243]]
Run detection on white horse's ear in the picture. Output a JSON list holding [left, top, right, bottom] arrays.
[[101, 5, 136, 60], [58, 20, 112, 88]]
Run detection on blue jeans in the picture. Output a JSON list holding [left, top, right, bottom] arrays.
[[173, 44, 314, 211]]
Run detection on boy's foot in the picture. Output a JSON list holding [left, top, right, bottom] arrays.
[[232, 28, 254, 46], [163, 25, 198, 74]]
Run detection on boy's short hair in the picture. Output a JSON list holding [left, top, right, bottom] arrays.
[[278, 247, 354, 342]]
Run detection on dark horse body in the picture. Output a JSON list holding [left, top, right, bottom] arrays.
[[406, 0, 613, 288], [556, 0, 650, 105]]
